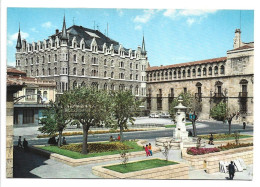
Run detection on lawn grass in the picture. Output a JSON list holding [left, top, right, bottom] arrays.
[[165, 122, 192, 128], [104, 159, 178, 173], [39, 141, 143, 159], [198, 134, 253, 141]]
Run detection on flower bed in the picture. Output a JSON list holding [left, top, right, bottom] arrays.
[[61, 142, 131, 153], [187, 143, 253, 155], [198, 133, 252, 141], [187, 147, 220, 155]]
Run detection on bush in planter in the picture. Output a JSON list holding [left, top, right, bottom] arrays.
[[218, 142, 253, 151]]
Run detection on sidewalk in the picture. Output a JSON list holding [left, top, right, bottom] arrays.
[[13, 138, 253, 180]]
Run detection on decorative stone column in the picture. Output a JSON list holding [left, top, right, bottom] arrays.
[[174, 96, 188, 141]]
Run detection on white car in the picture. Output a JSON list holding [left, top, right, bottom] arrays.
[[149, 113, 159, 118], [160, 113, 171, 118]]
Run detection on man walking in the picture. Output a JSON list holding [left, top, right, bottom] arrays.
[[228, 161, 235, 180]]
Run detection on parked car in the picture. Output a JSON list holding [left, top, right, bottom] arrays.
[[149, 113, 159, 118], [160, 112, 171, 118]]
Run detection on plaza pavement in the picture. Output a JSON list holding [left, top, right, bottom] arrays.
[[13, 138, 253, 180]]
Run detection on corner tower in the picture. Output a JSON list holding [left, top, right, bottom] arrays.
[[59, 15, 69, 93]]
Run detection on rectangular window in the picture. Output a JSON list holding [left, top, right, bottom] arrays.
[[23, 109, 34, 124], [184, 87, 187, 93], [25, 89, 35, 101]]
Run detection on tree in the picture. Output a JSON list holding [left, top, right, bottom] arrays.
[[169, 92, 202, 137], [66, 87, 113, 154], [210, 102, 239, 134], [110, 90, 140, 142], [225, 105, 239, 134], [39, 94, 71, 147], [210, 101, 227, 121]]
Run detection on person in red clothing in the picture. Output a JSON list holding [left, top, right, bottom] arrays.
[[117, 134, 121, 141], [144, 145, 151, 156]]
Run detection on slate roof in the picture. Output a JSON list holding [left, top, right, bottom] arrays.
[[50, 25, 130, 51], [146, 57, 227, 71]]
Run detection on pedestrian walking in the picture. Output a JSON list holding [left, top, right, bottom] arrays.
[[228, 161, 235, 180], [18, 136, 23, 148], [23, 138, 29, 152], [243, 121, 246, 129]]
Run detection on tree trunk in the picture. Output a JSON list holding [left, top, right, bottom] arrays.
[[82, 124, 89, 154], [58, 131, 62, 147], [120, 125, 123, 142]]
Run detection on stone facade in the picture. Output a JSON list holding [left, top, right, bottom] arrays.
[[146, 29, 254, 124], [15, 17, 148, 99], [7, 67, 56, 125]]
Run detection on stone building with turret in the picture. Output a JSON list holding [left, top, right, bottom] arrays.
[[146, 29, 254, 124], [15, 16, 149, 99]]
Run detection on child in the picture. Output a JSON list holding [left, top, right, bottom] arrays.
[[144, 145, 151, 156], [148, 143, 153, 156]]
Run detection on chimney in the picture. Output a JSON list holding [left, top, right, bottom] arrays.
[[56, 29, 59, 35], [233, 29, 242, 49]]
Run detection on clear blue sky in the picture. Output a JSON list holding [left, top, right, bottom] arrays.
[[7, 8, 254, 67]]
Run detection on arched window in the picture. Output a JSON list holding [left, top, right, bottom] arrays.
[[81, 56, 84, 63], [48, 55, 51, 62], [73, 67, 77, 75], [111, 60, 114, 66], [203, 67, 206, 76], [54, 67, 57, 75], [136, 74, 138, 80], [182, 70, 186, 78], [130, 63, 132, 69], [135, 86, 139, 95], [192, 69, 196, 77], [104, 83, 108, 90], [169, 71, 172, 79], [111, 72, 114, 78], [43, 91, 47, 100], [165, 72, 168, 79], [178, 70, 181, 78], [54, 54, 57, 61], [73, 81, 77, 89], [104, 71, 107, 77], [173, 71, 176, 78], [111, 84, 115, 90], [36, 57, 39, 64], [82, 68, 85, 76], [198, 68, 201, 76], [130, 74, 133, 80], [91, 82, 98, 89], [42, 56, 45, 64], [119, 84, 125, 91], [48, 68, 51, 76], [36, 69, 39, 76], [136, 64, 138, 69], [209, 67, 212, 75], [42, 68, 45, 76], [73, 54, 77, 62], [220, 65, 225, 74], [104, 59, 107, 66], [130, 85, 133, 94], [187, 69, 191, 77], [214, 66, 218, 74]]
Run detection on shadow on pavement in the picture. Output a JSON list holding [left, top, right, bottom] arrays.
[[13, 146, 48, 178]]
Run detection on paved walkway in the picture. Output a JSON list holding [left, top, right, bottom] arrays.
[[13, 139, 253, 180]]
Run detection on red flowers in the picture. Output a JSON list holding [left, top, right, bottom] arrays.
[[187, 147, 220, 155]]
